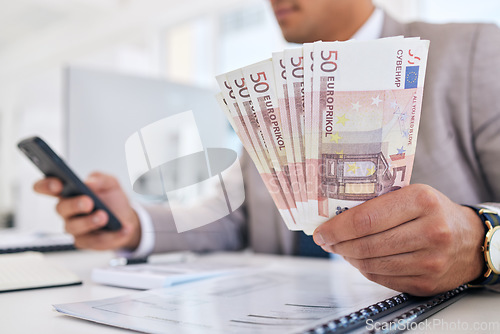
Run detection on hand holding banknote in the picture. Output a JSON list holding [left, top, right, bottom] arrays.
[[313, 184, 484, 296], [216, 36, 486, 295]]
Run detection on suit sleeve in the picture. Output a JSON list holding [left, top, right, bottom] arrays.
[[471, 23, 500, 202], [471, 24, 500, 289]]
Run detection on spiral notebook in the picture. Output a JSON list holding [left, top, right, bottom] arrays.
[[301, 285, 468, 334]]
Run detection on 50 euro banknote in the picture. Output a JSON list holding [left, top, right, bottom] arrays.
[[216, 69, 299, 230], [308, 37, 429, 227], [216, 37, 430, 234]]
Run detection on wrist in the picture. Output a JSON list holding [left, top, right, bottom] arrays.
[[463, 206, 486, 282], [123, 210, 142, 250]]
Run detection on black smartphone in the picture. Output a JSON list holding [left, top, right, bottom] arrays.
[[17, 136, 122, 231]]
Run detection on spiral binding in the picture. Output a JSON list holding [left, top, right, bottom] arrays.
[[302, 285, 468, 334]]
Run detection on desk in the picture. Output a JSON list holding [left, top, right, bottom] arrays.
[[0, 250, 125, 334], [0, 250, 498, 333]]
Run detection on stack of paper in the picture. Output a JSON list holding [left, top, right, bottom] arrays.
[[0, 252, 81, 292]]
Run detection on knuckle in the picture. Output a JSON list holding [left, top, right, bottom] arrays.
[[352, 209, 375, 237], [357, 239, 373, 258], [413, 184, 440, 211], [441, 220, 453, 240], [380, 257, 398, 273], [422, 256, 446, 274], [425, 222, 452, 246], [384, 230, 403, 252], [435, 224, 452, 246]]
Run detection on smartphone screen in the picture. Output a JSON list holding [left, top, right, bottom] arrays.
[[17, 136, 122, 231]]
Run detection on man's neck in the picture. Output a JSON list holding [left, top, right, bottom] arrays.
[[351, 7, 384, 41], [333, 2, 376, 41]]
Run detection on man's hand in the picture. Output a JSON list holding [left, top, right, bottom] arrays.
[[313, 184, 485, 296], [33, 172, 141, 251]]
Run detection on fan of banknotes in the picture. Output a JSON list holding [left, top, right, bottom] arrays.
[[215, 37, 430, 235]]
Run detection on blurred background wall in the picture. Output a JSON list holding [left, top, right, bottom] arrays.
[[1, 0, 499, 232]]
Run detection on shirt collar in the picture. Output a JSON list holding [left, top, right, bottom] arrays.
[[350, 7, 384, 41]]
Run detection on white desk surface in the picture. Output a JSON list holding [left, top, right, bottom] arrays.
[[0, 250, 498, 334]]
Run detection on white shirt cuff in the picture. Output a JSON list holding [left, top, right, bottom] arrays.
[[481, 203, 500, 214], [116, 202, 155, 259]]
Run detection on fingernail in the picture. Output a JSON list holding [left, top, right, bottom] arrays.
[[48, 181, 59, 193], [78, 199, 87, 211], [314, 232, 325, 246], [86, 176, 98, 185], [92, 212, 104, 225]]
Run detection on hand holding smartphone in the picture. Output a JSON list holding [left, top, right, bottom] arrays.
[[17, 136, 122, 231]]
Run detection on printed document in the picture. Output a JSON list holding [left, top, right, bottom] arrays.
[[55, 258, 397, 333]]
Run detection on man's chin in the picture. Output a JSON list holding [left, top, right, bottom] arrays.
[[282, 32, 315, 44], [280, 28, 300, 42], [280, 25, 319, 44]]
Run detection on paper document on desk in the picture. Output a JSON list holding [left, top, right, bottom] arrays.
[[55, 261, 399, 334], [92, 260, 253, 290]]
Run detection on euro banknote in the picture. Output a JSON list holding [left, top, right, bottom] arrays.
[[216, 73, 297, 229], [216, 37, 430, 234]]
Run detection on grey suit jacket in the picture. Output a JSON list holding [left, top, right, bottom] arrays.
[[144, 14, 500, 256]]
